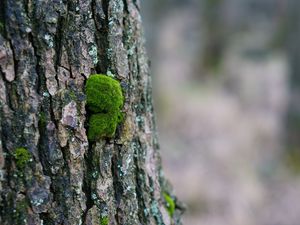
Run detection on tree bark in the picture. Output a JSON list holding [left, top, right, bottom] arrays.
[[0, 0, 183, 224]]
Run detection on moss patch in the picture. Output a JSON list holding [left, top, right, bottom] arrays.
[[99, 216, 109, 225], [14, 198, 28, 224], [86, 74, 123, 113], [86, 74, 124, 140], [39, 112, 47, 129], [0, 22, 4, 35], [14, 148, 31, 169], [163, 193, 175, 217], [88, 113, 119, 140]]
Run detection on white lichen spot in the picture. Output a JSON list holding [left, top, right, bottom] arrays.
[[91, 193, 97, 200], [108, 19, 114, 26], [127, 46, 135, 56], [126, 186, 132, 191], [136, 116, 143, 123], [76, 7, 80, 12], [75, 187, 81, 195], [88, 11, 92, 19], [48, 17, 58, 24], [0, 170, 5, 181], [92, 171, 98, 178], [25, 27, 32, 33], [44, 34, 54, 48], [107, 48, 113, 58], [88, 45, 98, 65], [144, 208, 149, 216], [31, 198, 44, 207], [43, 92, 50, 98], [125, 156, 132, 170], [106, 70, 115, 78]]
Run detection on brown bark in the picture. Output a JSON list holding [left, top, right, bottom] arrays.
[[0, 0, 183, 224]]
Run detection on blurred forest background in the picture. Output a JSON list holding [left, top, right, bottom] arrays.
[[140, 0, 300, 224]]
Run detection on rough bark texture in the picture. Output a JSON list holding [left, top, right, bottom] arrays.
[[0, 0, 183, 224]]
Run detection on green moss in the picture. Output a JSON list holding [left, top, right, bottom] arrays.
[[86, 74, 124, 140], [88, 113, 119, 140], [69, 90, 77, 101], [0, 22, 4, 35], [118, 112, 125, 123], [14, 198, 28, 224], [14, 148, 31, 169], [99, 216, 109, 225], [163, 193, 175, 217], [39, 112, 47, 129], [86, 74, 123, 113]]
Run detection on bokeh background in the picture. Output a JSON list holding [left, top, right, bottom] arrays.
[[140, 1, 300, 225]]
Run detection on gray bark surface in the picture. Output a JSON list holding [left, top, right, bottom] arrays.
[[0, 0, 183, 224]]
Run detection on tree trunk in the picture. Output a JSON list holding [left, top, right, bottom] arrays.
[[285, 0, 300, 158], [0, 1, 183, 224], [200, 0, 224, 73]]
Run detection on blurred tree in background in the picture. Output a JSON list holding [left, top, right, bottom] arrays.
[[141, 0, 300, 224], [201, 0, 225, 73], [285, 0, 300, 171]]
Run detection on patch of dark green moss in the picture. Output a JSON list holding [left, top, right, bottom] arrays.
[[88, 113, 119, 140], [86, 74, 123, 113], [0, 22, 4, 35], [14, 148, 31, 169], [163, 192, 175, 217], [69, 90, 77, 100], [13, 198, 28, 224], [86, 74, 124, 141], [39, 112, 47, 129], [99, 215, 109, 225]]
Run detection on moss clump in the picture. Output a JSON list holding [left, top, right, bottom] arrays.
[[99, 216, 109, 225], [14, 148, 31, 169], [86, 74, 123, 113], [86, 74, 124, 140], [163, 193, 175, 217], [88, 113, 119, 140]]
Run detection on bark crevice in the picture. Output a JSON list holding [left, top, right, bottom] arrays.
[[92, 0, 110, 74]]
